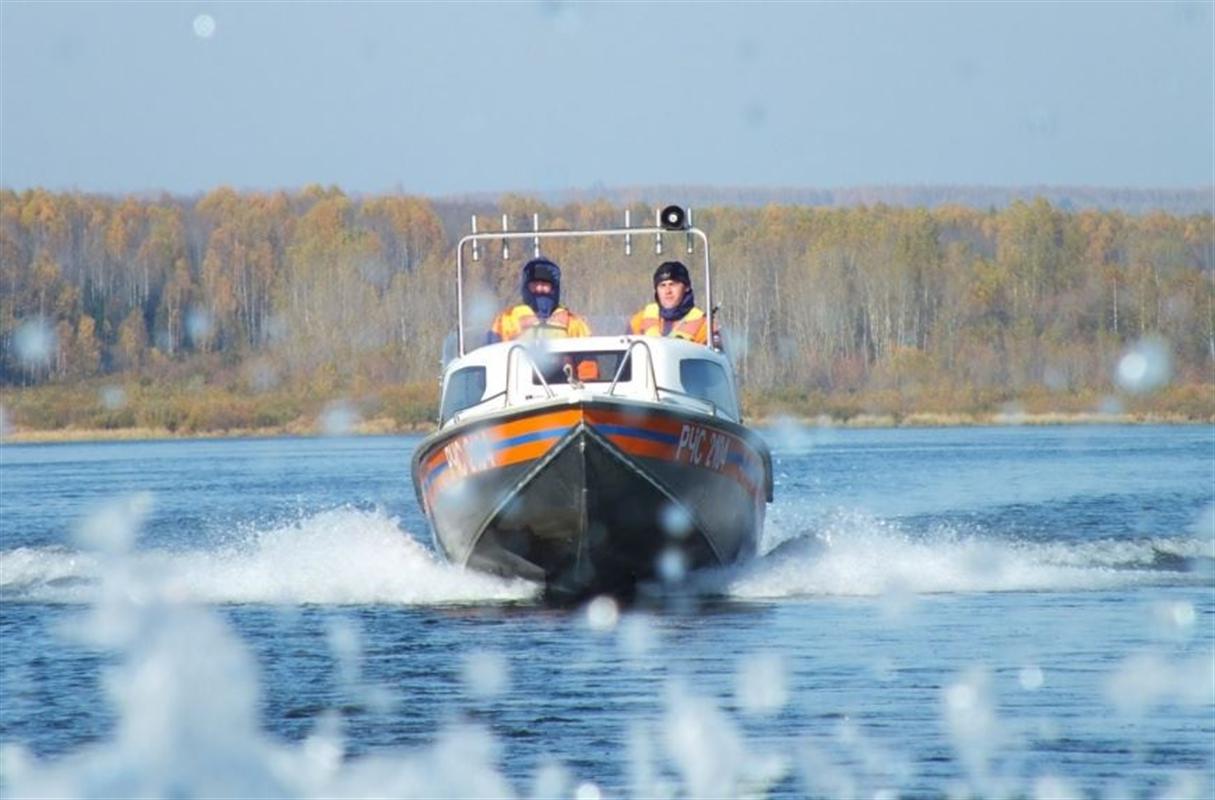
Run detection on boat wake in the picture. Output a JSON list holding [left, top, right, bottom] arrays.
[[0, 508, 539, 605], [704, 509, 1214, 599], [3, 504, 1209, 606]]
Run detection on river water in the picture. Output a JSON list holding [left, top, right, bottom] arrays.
[[1, 424, 1212, 798]]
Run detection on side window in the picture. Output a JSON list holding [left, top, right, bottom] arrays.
[[679, 359, 735, 415], [440, 367, 487, 421]]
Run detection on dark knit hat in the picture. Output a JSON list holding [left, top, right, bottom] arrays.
[[653, 260, 691, 288]]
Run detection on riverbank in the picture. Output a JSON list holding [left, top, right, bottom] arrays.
[[3, 377, 1210, 445], [3, 409, 1210, 445]]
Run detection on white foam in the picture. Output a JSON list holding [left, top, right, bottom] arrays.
[[0, 508, 537, 605], [708, 511, 1206, 599]]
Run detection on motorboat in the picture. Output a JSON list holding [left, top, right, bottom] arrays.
[[410, 207, 773, 600]]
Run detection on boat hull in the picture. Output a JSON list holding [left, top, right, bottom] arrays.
[[412, 399, 772, 599]]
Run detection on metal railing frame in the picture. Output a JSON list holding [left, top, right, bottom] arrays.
[[455, 224, 711, 357]]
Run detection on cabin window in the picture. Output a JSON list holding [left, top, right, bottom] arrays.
[[679, 358, 734, 414], [527, 351, 631, 384], [440, 366, 487, 420]]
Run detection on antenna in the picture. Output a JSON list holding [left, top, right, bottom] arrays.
[[532, 213, 541, 258], [471, 216, 480, 261], [501, 214, 510, 260], [686, 207, 695, 254], [655, 208, 663, 256], [624, 209, 632, 256]]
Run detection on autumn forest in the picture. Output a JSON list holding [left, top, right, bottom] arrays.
[[1, 187, 1212, 436]]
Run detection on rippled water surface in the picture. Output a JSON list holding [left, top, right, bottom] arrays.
[[1, 425, 1212, 798]]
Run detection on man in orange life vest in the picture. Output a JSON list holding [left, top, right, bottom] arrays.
[[628, 260, 715, 346], [487, 258, 593, 343]]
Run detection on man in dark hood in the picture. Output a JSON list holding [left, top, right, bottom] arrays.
[[488, 258, 592, 343]]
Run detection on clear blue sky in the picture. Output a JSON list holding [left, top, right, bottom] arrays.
[[2, 1, 1211, 195]]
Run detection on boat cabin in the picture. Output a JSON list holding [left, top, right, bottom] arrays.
[[437, 335, 741, 428]]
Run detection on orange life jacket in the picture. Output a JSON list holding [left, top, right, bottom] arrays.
[[489, 305, 598, 379], [491, 305, 592, 342], [628, 303, 708, 345]]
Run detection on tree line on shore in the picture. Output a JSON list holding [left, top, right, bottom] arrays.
[[1, 187, 1212, 432]]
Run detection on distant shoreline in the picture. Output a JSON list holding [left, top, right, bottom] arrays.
[[3, 411, 1209, 445]]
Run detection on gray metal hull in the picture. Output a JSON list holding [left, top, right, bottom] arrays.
[[412, 399, 771, 600]]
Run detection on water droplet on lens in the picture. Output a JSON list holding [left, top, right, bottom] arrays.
[[659, 502, 693, 539], [100, 385, 126, 410], [186, 308, 213, 345], [14, 318, 55, 367], [193, 14, 216, 39], [1019, 665, 1045, 691], [319, 401, 358, 435], [585, 595, 619, 632], [1116, 336, 1172, 393], [736, 652, 787, 715], [573, 782, 602, 800], [462, 649, 509, 698], [656, 548, 687, 583]]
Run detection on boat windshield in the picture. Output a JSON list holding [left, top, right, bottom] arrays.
[[527, 350, 631, 385]]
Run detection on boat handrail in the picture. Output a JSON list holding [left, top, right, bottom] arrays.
[[506, 342, 556, 402], [454, 215, 711, 358], [607, 338, 659, 400], [655, 385, 720, 418], [607, 337, 723, 418]]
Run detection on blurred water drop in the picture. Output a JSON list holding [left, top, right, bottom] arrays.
[[0, 743, 34, 787], [997, 402, 1026, 424], [319, 400, 359, 435], [659, 502, 694, 539], [1043, 365, 1067, 391], [573, 781, 602, 800], [1106, 651, 1215, 713], [301, 710, 344, 778], [462, 649, 509, 698], [735, 652, 787, 715], [942, 667, 1001, 790], [13, 317, 55, 367], [468, 290, 500, 332], [1192, 504, 1215, 555], [1025, 106, 1059, 138], [879, 579, 917, 621], [245, 358, 280, 392], [100, 385, 126, 410], [76, 492, 153, 554], [1153, 600, 1196, 633], [1159, 771, 1210, 800], [262, 314, 288, 344], [871, 656, 898, 683], [585, 595, 619, 632], [1033, 775, 1081, 800], [618, 613, 656, 662], [530, 759, 571, 800], [743, 101, 768, 128], [186, 308, 213, 345], [1098, 395, 1125, 416], [1019, 665, 1045, 691], [657, 548, 687, 583], [1116, 336, 1172, 393], [193, 14, 216, 39], [325, 619, 362, 688], [664, 688, 746, 798]]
